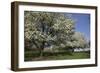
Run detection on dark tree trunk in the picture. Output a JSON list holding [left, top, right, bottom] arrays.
[[39, 41, 45, 57], [40, 48, 44, 57], [72, 48, 74, 52], [39, 18, 45, 57]]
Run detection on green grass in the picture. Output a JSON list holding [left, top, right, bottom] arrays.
[[24, 50, 90, 61]]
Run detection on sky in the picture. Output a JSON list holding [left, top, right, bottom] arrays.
[[68, 13, 90, 40]]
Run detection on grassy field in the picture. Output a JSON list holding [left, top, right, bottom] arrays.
[[24, 50, 90, 61]]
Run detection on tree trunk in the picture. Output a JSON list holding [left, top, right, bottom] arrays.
[[72, 48, 74, 52], [40, 48, 44, 57], [39, 19, 45, 57], [39, 42, 45, 57]]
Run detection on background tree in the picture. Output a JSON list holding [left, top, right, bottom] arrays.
[[71, 32, 89, 50], [24, 11, 75, 57]]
